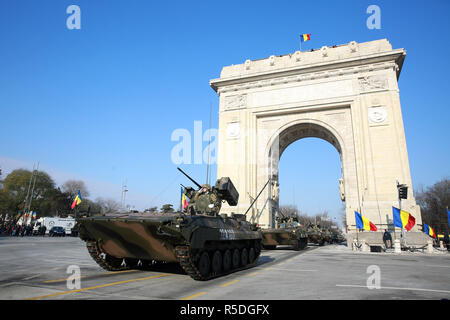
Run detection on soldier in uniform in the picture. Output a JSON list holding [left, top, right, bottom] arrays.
[[190, 184, 222, 216]]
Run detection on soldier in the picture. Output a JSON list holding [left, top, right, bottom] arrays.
[[383, 229, 392, 248], [192, 184, 222, 216]]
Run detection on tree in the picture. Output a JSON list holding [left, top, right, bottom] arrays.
[[2, 169, 56, 214], [0, 190, 15, 216], [61, 180, 90, 198], [47, 188, 72, 217], [416, 178, 450, 234], [95, 197, 121, 214], [339, 204, 347, 232], [279, 205, 299, 218], [161, 204, 174, 213]]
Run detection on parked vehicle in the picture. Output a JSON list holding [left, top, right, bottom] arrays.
[[49, 226, 66, 237], [33, 217, 75, 235]]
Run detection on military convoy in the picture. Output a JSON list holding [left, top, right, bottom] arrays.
[[76, 165, 347, 280], [306, 224, 325, 245], [305, 224, 343, 246], [261, 215, 308, 251], [76, 168, 262, 280]]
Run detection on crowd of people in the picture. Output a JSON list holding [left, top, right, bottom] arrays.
[[0, 221, 46, 237]]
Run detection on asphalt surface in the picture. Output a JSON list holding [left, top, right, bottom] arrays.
[[0, 236, 449, 300]]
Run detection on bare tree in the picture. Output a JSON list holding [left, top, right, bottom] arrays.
[[416, 178, 450, 234], [62, 180, 90, 198], [144, 206, 158, 213], [279, 205, 299, 218], [95, 197, 120, 214], [161, 204, 174, 213]]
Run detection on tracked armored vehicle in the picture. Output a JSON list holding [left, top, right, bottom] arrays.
[[261, 216, 308, 251], [321, 228, 333, 245], [306, 224, 326, 246], [76, 169, 262, 280]]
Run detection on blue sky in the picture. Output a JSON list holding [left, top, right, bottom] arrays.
[[0, 0, 449, 221]]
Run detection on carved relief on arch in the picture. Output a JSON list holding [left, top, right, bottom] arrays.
[[349, 41, 358, 53], [368, 106, 388, 125], [358, 76, 388, 92], [224, 94, 247, 110]]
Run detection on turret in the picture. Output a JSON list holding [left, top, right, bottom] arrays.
[[178, 167, 239, 216]]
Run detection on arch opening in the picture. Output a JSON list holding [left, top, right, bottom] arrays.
[[266, 122, 346, 228]]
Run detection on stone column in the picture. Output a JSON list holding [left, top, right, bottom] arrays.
[[352, 239, 358, 251], [394, 239, 401, 253], [362, 240, 369, 252], [427, 240, 433, 254]]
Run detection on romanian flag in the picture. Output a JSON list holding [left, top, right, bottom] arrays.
[[300, 33, 311, 42], [355, 211, 377, 231], [71, 190, 82, 209], [181, 187, 188, 211], [32, 212, 37, 219], [392, 207, 415, 231], [423, 224, 437, 238]]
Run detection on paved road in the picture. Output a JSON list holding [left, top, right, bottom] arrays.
[[0, 237, 449, 300]]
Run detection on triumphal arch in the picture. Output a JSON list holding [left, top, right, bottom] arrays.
[[210, 39, 426, 246]]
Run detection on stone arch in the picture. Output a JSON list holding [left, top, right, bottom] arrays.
[[211, 39, 426, 246]]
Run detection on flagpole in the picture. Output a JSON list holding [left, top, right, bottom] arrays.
[[299, 35, 302, 52]]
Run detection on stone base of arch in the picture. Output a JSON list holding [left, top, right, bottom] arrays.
[[347, 231, 429, 248]]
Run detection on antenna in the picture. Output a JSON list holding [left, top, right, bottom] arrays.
[[121, 179, 128, 210], [25, 162, 39, 213], [177, 167, 202, 189], [244, 179, 270, 216]]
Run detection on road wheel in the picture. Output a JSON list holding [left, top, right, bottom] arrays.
[[248, 247, 256, 263], [211, 251, 222, 275], [232, 249, 240, 269], [197, 252, 210, 277], [138, 260, 149, 269], [223, 250, 231, 272], [241, 248, 248, 266], [299, 238, 308, 250], [105, 255, 124, 269], [124, 258, 139, 268]]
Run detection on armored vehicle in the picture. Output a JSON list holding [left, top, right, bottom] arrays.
[[76, 168, 262, 280], [321, 228, 333, 245], [332, 232, 346, 243], [306, 224, 326, 246], [261, 216, 308, 250]]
